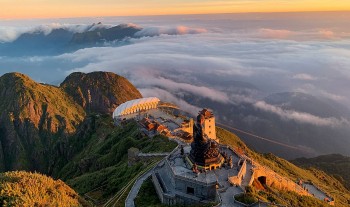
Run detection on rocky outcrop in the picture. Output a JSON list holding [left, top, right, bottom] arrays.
[[60, 71, 142, 114]]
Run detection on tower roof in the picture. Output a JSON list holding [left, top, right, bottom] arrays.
[[199, 108, 214, 118]]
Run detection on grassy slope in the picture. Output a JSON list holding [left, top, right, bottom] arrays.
[[0, 171, 82, 207], [56, 115, 177, 204], [217, 127, 350, 206], [292, 154, 350, 191]]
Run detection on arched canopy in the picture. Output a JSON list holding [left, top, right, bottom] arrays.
[[113, 97, 160, 118]]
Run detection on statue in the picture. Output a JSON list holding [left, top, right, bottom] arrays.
[[194, 114, 207, 142], [228, 155, 233, 169], [192, 163, 199, 174]]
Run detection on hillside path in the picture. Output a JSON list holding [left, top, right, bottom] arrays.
[[125, 169, 153, 207], [138, 152, 170, 157]]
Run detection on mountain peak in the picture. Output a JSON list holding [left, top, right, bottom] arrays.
[[61, 71, 142, 114], [1, 72, 33, 84]]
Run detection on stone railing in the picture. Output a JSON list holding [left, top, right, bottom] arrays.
[[228, 159, 247, 186], [152, 171, 165, 203], [212, 191, 222, 207], [248, 170, 255, 186]]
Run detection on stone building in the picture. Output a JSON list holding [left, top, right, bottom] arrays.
[[152, 109, 243, 205], [180, 118, 194, 136]]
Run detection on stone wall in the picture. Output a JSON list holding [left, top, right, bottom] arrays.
[[252, 166, 309, 196], [229, 159, 247, 186]]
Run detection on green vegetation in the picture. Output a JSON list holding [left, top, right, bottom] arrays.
[[236, 184, 329, 207], [0, 72, 176, 205], [0, 71, 142, 173], [234, 186, 258, 204], [135, 177, 167, 207], [54, 115, 177, 204], [217, 127, 350, 207], [292, 154, 350, 190], [0, 72, 86, 172], [0, 72, 85, 133], [1, 72, 350, 206], [0, 171, 82, 207]]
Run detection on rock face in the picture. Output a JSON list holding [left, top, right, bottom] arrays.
[[61, 71, 142, 114], [0, 71, 142, 173]]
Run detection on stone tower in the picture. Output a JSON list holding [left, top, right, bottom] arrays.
[[189, 111, 224, 170], [199, 109, 218, 142]]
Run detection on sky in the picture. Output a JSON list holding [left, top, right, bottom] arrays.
[[1, 0, 350, 19]]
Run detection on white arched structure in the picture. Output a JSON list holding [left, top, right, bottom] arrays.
[[113, 97, 160, 118]]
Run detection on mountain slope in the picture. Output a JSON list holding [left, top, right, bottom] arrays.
[[0, 72, 85, 172], [292, 154, 350, 190], [53, 115, 177, 205], [60, 71, 142, 114], [0, 71, 142, 173], [217, 127, 350, 206]]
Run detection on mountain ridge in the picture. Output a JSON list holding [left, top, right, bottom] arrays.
[[0, 71, 141, 173], [0, 23, 143, 56]]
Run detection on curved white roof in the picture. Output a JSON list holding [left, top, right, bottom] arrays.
[[113, 97, 160, 117]]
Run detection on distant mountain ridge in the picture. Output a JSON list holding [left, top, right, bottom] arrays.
[[70, 23, 141, 45], [0, 23, 142, 56], [0, 71, 141, 173]]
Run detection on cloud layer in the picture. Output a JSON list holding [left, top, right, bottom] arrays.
[[1, 13, 350, 129], [254, 101, 349, 127], [135, 26, 207, 37], [0, 23, 207, 43]]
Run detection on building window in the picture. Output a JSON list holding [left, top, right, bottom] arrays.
[[187, 187, 194, 195], [209, 131, 211, 134]]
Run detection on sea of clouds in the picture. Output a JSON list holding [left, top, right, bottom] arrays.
[[1, 12, 350, 128]]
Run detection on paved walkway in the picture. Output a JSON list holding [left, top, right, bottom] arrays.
[[125, 170, 153, 207], [303, 183, 330, 201], [219, 184, 245, 207], [138, 152, 170, 157]]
